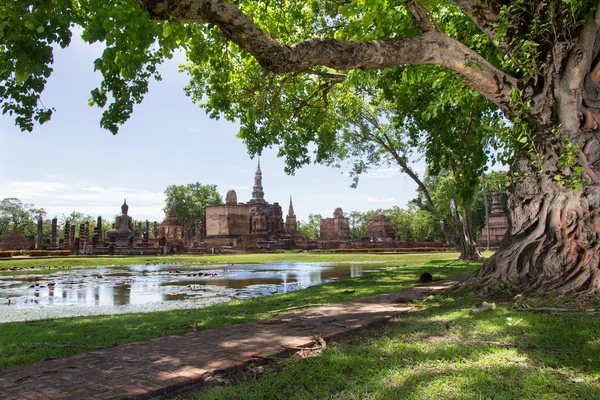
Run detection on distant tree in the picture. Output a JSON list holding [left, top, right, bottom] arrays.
[[0, 198, 45, 238], [410, 209, 443, 242], [163, 183, 223, 227], [297, 214, 322, 240], [348, 211, 369, 241]]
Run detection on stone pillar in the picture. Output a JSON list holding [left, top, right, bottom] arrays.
[[37, 215, 43, 249], [97, 216, 103, 242], [137, 222, 142, 238], [185, 224, 192, 248], [84, 222, 90, 244], [92, 227, 99, 246], [153, 222, 158, 238], [63, 221, 70, 250], [79, 224, 86, 252], [196, 221, 205, 242], [51, 218, 58, 249], [145, 220, 149, 235], [69, 224, 76, 253]]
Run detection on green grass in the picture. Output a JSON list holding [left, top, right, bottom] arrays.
[[192, 292, 600, 400], [0, 254, 481, 369]]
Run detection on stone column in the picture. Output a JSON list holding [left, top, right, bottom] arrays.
[[69, 224, 76, 253], [63, 221, 70, 250], [79, 224, 86, 252], [185, 224, 192, 248], [153, 222, 158, 238], [137, 222, 142, 239], [37, 215, 43, 249], [51, 217, 58, 249], [145, 220, 149, 235], [97, 216, 103, 242], [196, 221, 205, 242]]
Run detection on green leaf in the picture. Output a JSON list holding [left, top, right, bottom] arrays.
[[15, 70, 28, 85]]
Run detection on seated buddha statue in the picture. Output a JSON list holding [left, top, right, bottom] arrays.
[[106, 199, 133, 247]]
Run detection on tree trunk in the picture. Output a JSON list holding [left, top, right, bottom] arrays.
[[466, 129, 600, 296], [450, 199, 483, 261]]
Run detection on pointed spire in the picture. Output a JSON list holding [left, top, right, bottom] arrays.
[[288, 195, 295, 217], [251, 157, 265, 203]]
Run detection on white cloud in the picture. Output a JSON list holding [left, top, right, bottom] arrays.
[[364, 168, 401, 179], [187, 127, 200, 132], [0, 180, 165, 221], [367, 196, 396, 203]]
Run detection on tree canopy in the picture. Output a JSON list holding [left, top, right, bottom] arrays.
[[3, 0, 600, 295], [163, 182, 223, 226]]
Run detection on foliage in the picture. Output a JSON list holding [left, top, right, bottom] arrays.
[[163, 182, 223, 226], [27, 250, 70, 257], [0, 198, 45, 239], [297, 213, 322, 240]]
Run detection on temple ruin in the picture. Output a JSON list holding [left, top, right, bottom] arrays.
[[478, 191, 509, 246], [205, 160, 285, 247], [320, 208, 350, 241], [363, 214, 396, 241]]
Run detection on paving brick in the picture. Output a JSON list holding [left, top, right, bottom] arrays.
[[0, 280, 456, 399]]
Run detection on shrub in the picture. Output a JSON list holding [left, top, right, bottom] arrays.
[[28, 250, 70, 257], [0, 250, 27, 257]]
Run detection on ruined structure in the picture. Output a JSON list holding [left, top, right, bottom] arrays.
[[363, 214, 396, 241], [105, 199, 134, 247], [286, 196, 298, 237], [159, 201, 183, 252], [50, 217, 58, 249], [0, 233, 29, 250], [36, 215, 43, 249], [205, 160, 285, 246], [478, 191, 509, 246], [320, 208, 350, 240]]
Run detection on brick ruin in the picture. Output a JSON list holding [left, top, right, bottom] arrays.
[[204, 160, 288, 247], [363, 214, 396, 242], [478, 191, 509, 246], [159, 201, 183, 253], [0, 162, 461, 255], [320, 208, 350, 241]]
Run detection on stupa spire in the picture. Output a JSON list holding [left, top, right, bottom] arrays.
[[288, 195, 295, 217], [251, 158, 265, 203]]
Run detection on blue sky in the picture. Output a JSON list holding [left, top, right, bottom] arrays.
[[0, 33, 425, 223]]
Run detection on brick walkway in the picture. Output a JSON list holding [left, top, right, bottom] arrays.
[[0, 280, 457, 399]]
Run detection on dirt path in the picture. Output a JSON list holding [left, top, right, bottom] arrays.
[[0, 280, 457, 400]]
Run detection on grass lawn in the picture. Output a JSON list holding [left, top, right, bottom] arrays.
[[0, 253, 481, 369], [191, 291, 600, 400]]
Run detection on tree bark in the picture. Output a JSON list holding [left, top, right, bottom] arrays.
[[466, 127, 600, 295], [465, 4, 600, 296], [450, 200, 483, 261]]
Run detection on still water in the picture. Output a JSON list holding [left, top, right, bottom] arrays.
[[0, 263, 384, 313]]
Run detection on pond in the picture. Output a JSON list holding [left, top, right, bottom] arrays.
[[0, 262, 387, 322]]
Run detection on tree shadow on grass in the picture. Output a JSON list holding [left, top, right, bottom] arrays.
[[198, 293, 600, 399]]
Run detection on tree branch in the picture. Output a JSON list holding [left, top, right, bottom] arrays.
[[449, 0, 509, 53], [141, 0, 518, 112]]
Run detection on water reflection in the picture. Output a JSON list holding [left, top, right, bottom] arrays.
[[0, 262, 384, 310]]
